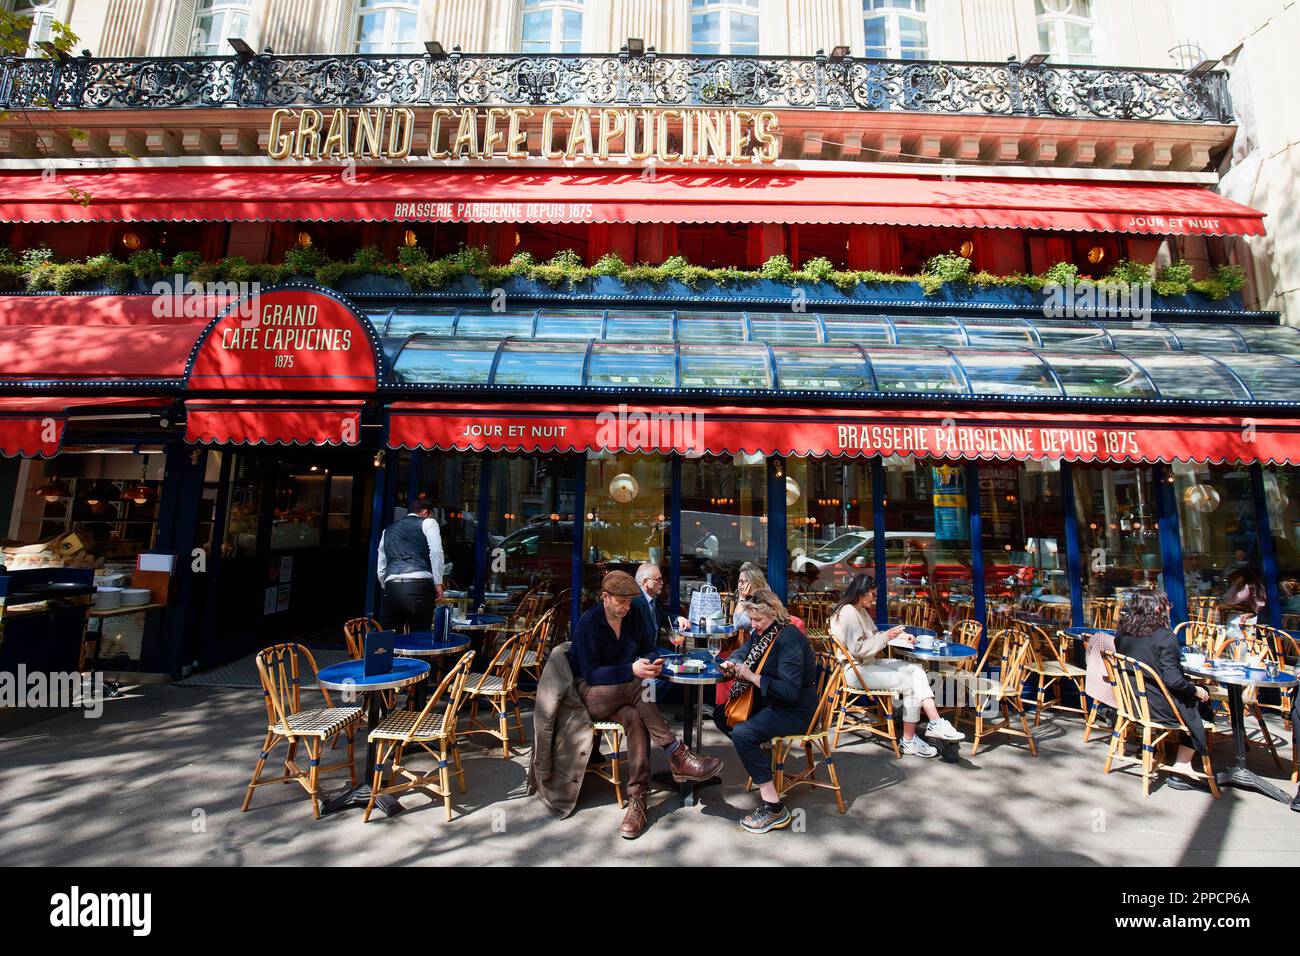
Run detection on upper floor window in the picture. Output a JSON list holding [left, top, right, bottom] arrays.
[[863, 0, 928, 60], [191, 0, 254, 56], [355, 0, 419, 54], [520, 0, 584, 54], [10, 0, 64, 56], [1035, 0, 1096, 64], [691, 0, 759, 56]]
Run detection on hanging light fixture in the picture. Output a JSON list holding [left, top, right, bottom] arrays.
[[785, 476, 801, 506], [83, 481, 119, 506], [1183, 483, 1221, 514], [34, 478, 72, 502], [608, 473, 639, 503], [123, 456, 155, 506], [403, 228, 418, 247], [121, 231, 143, 251]]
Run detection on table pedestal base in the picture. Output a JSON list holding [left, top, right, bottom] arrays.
[[1215, 766, 1294, 803], [320, 783, 404, 818]]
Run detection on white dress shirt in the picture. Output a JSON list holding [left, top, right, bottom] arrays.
[[377, 514, 445, 585]]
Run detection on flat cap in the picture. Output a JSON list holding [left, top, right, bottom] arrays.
[[601, 570, 641, 597]]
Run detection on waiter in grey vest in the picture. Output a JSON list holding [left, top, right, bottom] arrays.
[[376, 492, 445, 632]]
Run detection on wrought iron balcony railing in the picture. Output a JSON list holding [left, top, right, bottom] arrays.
[[0, 49, 1232, 123]]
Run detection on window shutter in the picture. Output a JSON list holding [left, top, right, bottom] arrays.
[[334, 0, 359, 53], [167, 0, 200, 55]]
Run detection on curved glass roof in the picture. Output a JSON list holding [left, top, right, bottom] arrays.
[[379, 308, 1300, 403]]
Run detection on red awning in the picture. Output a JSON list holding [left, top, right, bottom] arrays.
[[0, 168, 1266, 237], [0, 395, 165, 457], [388, 402, 1300, 466], [0, 323, 200, 381], [0, 295, 223, 328], [184, 399, 365, 446]]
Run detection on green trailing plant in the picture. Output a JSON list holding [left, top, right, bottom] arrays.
[[1106, 258, 1152, 286], [0, 241, 1252, 302]]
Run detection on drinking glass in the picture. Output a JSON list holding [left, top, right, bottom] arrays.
[[707, 634, 722, 662], [671, 627, 686, 660]]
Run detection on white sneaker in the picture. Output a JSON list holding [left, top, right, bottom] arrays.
[[925, 717, 965, 742], [900, 735, 938, 757]]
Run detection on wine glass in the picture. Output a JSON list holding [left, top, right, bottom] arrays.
[[707, 633, 722, 662], [670, 625, 686, 661]]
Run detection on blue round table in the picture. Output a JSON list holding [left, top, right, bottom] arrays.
[[394, 632, 472, 659], [316, 657, 429, 817], [451, 613, 507, 631], [1183, 659, 1299, 803]]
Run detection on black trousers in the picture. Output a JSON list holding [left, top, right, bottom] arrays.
[[712, 702, 812, 786], [380, 579, 436, 633]]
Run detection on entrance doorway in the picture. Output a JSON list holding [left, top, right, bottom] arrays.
[[199, 446, 375, 666]]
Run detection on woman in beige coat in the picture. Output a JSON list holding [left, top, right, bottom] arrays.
[[829, 574, 964, 757]]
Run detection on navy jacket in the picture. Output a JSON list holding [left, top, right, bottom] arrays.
[[634, 591, 674, 644], [568, 603, 658, 687], [728, 622, 818, 717]]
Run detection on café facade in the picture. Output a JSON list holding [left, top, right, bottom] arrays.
[[0, 49, 1297, 678]]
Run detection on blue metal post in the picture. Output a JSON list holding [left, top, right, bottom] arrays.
[[767, 456, 787, 602], [872, 457, 887, 624], [1252, 463, 1283, 628], [1154, 463, 1188, 626], [1060, 460, 1085, 628], [670, 454, 683, 616], [198, 449, 234, 667], [472, 453, 494, 609], [570, 456, 587, 635], [364, 438, 388, 619], [966, 462, 988, 649]]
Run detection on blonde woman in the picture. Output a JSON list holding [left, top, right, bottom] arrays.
[[829, 573, 963, 757], [713, 587, 816, 834], [732, 563, 768, 631]]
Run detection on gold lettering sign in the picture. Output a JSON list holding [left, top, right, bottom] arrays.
[[264, 106, 780, 164]]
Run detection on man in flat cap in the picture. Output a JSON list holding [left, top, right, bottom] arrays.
[[569, 570, 723, 839]]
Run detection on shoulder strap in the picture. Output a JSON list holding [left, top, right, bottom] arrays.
[[752, 632, 779, 676]]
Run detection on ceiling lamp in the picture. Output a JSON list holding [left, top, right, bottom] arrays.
[[296, 230, 313, 249], [83, 481, 119, 506], [124, 481, 155, 505], [403, 228, 418, 247], [34, 478, 72, 502], [609, 473, 639, 503], [1183, 483, 1221, 514], [121, 231, 143, 251], [785, 476, 801, 506], [958, 240, 974, 258], [1087, 245, 1106, 264]]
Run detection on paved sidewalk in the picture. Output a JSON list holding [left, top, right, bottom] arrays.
[[1, 683, 1296, 866]]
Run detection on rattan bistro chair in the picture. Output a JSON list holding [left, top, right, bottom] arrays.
[[242, 643, 362, 819], [586, 721, 627, 808], [829, 637, 900, 757], [462, 635, 528, 758], [364, 651, 476, 822], [953, 629, 1038, 757], [1021, 622, 1088, 725], [516, 607, 559, 702], [747, 651, 848, 814], [1102, 650, 1220, 798]]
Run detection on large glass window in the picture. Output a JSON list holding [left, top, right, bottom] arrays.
[[192, 0, 254, 55], [786, 458, 874, 597], [882, 457, 972, 630], [1072, 465, 1164, 609], [680, 455, 767, 604], [1265, 466, 1300, 624], [1173, 463, 1261, 609], [11, 1, 64, 57], [1035, 0, 1096, 64], [980, 462, 1068, 624], [520, 0, 584, 53], [410, 451, 484, 596], [486, 454, 580, 596], [863, 0, 929, 59], [581, 453, 670, 609], [691, 0, 760, 55], [355, 0, 419, 53]]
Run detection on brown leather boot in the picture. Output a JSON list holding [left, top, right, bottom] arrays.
[[668, 745, 723, 783], [619, 791, 648, 839]]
